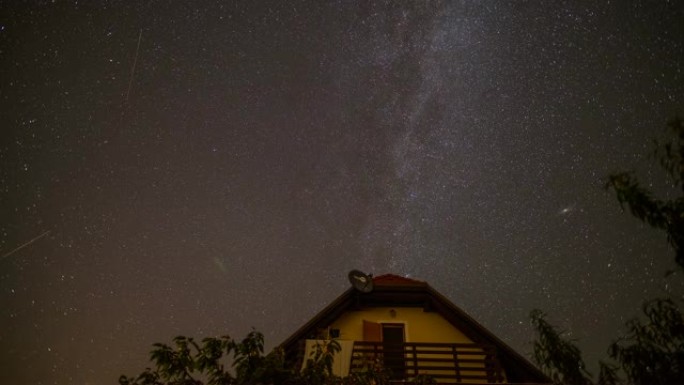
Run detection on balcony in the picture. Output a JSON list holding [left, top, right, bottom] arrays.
[[350, 341, 506, 384]]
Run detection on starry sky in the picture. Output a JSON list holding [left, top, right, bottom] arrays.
[[1, 1, 684, 384]]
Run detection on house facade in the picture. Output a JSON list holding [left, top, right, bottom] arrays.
[[280, 274, 550, 384]]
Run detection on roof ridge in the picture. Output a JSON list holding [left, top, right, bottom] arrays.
[[372, 273, 425, 285]]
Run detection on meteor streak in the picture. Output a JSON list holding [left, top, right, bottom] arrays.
[[0, 230, 51, 261], [125, 29, 143, 103]]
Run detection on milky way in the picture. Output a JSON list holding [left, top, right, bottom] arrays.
[[1, 2, 683, 384]]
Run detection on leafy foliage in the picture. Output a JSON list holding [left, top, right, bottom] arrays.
[[608, 299, 684, 385], [120, 335, 225, 385], [531, 300, 684, 385], [530, 310, 591, 385], [596, 361, 618, 385], [531, 117, 684, 384], [296, 340, 338, 385], [606, 117, 684, 269], [120, 330, 434, 385], [119, 331, 292, 385], [341, 351, 391, 385]]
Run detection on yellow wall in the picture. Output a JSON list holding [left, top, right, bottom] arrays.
[[325, 306, 507, 383], [328, 306, 473, 343]]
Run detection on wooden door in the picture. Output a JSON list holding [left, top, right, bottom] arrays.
[[382, 324, 405, 379]]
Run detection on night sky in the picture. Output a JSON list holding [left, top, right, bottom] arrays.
[[2, 1, 684, 384]]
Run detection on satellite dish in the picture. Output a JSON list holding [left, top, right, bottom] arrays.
[[348, 270, 374, 293]]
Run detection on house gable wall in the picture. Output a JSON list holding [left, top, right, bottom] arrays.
[[330, 306, 474, 344], [280, 275, 551, 384]]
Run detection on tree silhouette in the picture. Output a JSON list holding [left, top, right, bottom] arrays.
[[531, 299, 684, 385], [531, 117, 684, 384], [608, 299, 684, 385], [120, 330, 410, 385], [606, 117, 684, 269], [530, 309, 591, 385], [119, 331, 293, 385]]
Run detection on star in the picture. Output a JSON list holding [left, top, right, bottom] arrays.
[[1, 1, 682, 384]]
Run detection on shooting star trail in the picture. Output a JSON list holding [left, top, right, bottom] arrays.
[[0, 230, 51, 261], [124, 29, 143, 103]]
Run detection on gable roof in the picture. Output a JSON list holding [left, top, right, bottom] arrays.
[[372, 273, 425, 286], [280, 274, 550, 384]]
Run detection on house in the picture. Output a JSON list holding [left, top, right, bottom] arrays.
[[280, 273, 551, 384]]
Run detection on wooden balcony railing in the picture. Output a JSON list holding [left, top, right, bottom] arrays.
[[350, 341, 506, 383]]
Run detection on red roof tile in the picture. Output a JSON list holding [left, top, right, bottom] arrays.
[[372, 273, 425, 285]]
